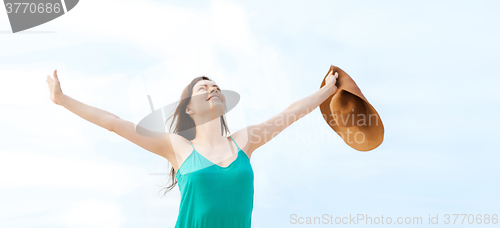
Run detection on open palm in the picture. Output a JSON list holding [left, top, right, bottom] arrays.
[[46, 70, 63, 105]]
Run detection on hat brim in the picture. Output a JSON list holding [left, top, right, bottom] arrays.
[[135, 89, 240, 137], [320, 65, 384, 151]]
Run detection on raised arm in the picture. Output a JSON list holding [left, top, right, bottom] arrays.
[[233, 70, 338, 157], [46, 70, 178, 163]]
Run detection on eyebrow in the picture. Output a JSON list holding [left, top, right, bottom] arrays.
[[196, 83, 219, 89]]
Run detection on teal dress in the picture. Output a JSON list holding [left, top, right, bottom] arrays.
[[174, 136, 254, 228]]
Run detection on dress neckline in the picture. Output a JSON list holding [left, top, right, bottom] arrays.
[[183, 136, 241, 170], [194, 148, 241, 169]]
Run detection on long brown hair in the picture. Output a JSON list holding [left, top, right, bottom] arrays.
[[159, 76, 231, 196]]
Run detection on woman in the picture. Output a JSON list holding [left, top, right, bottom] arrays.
[[46, 69, 338, 228]]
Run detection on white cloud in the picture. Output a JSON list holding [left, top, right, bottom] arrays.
[[0, 149, 152, 195], [58, 199, 126, 228]]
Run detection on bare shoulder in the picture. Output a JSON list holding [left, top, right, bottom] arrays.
[[231, 127, 253, 160]]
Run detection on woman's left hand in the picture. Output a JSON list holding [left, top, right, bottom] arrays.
[[324, 70, 339, 94]]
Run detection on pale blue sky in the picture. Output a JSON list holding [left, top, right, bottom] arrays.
[[1, 0, 499, 227]]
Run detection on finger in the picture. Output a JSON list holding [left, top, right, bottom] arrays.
[[53, 70, 58, 80], [335, 72, 338, 78]]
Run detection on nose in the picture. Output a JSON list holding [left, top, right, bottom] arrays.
[[208, 87, 223, 101]]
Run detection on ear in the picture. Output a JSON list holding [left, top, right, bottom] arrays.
[[185, 105, 194, 115]]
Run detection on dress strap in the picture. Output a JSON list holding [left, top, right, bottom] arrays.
[[229, 136, 241, 150], [189, 141, 195, 150]]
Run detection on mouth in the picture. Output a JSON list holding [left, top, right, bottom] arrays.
[[207, 95, 221, 101]]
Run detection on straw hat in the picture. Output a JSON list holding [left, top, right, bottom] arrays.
[[319, 65, 384, 151]]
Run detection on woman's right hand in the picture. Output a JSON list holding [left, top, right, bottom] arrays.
[[46, 69, 64, 105]]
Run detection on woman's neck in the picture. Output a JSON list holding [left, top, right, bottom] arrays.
[[192, 117, 225, 148]]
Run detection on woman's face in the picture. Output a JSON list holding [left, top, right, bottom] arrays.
[[187, 80, 226, 120]]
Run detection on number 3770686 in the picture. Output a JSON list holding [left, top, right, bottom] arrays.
[[5, 2, 62, 14]]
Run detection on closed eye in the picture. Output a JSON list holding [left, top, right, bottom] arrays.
[[198, 87, 220, 91]]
